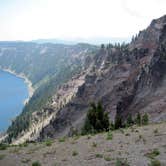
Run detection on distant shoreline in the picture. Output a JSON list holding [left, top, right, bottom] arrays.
[[0, 67, 35, 105]]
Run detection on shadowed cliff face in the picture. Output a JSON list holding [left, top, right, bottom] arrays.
[[39, 15, 166, 140]]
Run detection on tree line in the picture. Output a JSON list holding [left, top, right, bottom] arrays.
[[82, 102, 149, 135]]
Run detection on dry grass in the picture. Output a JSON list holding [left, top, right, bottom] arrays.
[[0, 122, 166, 166]]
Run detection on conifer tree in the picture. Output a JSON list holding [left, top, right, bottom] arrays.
[[114, 114, 122, 129], [126, 114, 133, 127], [82, 102, 109, 134], [136, 112, 141, 126], [142, 113, 149, 125]]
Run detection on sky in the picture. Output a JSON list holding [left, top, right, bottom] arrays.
[[0, 0, 166, 41]]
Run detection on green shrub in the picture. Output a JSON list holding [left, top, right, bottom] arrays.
[[72, 150, 78, 156], [32, 161, 41, 166], [92, 142, 97, 147], [104, 156, 112, 161], [73, 135, 80, 140], [115, 158, 130, 166], [19, 142, 28, 147], [58, 137, 66, 142], [107, 131, 113, 140], [146, 149, 160, 159], [148, 159, 161, 166], [125, 133, 130, 136], [153, 129, 158, 134], [0, 143, 8, 150], [45, 139, 52, 146], [95, 153, 103, 158]]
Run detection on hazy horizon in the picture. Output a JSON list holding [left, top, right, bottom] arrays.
[[0, 0, 166, 41]]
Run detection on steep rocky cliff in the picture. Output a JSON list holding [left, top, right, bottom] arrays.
[[39, 15, 166, 140]]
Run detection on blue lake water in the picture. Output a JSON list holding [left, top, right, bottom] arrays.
[[0, 70, 29, 132]]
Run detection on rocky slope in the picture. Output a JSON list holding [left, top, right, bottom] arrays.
[[39, 15, 166, 140], [12, 72, 88, 144]]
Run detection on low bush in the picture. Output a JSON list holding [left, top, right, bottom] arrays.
[[115, 158, 130, 166], [58, 137, 66, 142], [107, 131, 113, 140], [72, 150, 78, 156], [148, 159, 161, 166], [95, 153, 103, 158], [32, 161, 41, 166], [0, 143, 8, 150], [146, 149, 160, 159], [45, 139, 52, 146]]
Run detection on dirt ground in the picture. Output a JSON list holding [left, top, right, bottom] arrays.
[[0, 122, 166, 166]]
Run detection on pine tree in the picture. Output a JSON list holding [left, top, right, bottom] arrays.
[[82, 102, 110, 134], [82, 118, 93, 134], [114, 114, 122, 129], [135, 112, 141, 126], [126, 114, 133, 127], [142, 113, 149, 125], [103, 112, 110, 131]]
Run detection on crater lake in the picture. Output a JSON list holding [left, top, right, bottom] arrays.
[[0, 70, 29, 132]]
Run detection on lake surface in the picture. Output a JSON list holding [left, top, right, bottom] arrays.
[[0, 70, 29, 132]]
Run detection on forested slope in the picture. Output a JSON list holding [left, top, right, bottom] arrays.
[[0, 42, 97, 142]]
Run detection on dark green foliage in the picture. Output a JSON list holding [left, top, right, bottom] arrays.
[[0, 143, 8, 150], [19, 142, 28, 147], [126, 114, 134, 127], [104, 156, 112, 161], [95, 153, 103, 158], [114, 114, 122, 129], [72, 150, 78, 156], [146, 149, 160, 159], [142, 113, 149, 125], [135, 112, 141, 126], [148, 160, 161, 166], [32, 161, 41, 166], [107, 131, 113, 140], [45, 139, 53, 146], [82, 102, 109, 134]]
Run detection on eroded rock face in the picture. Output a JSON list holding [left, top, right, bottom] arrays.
[[39, 15, 166, 139]]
